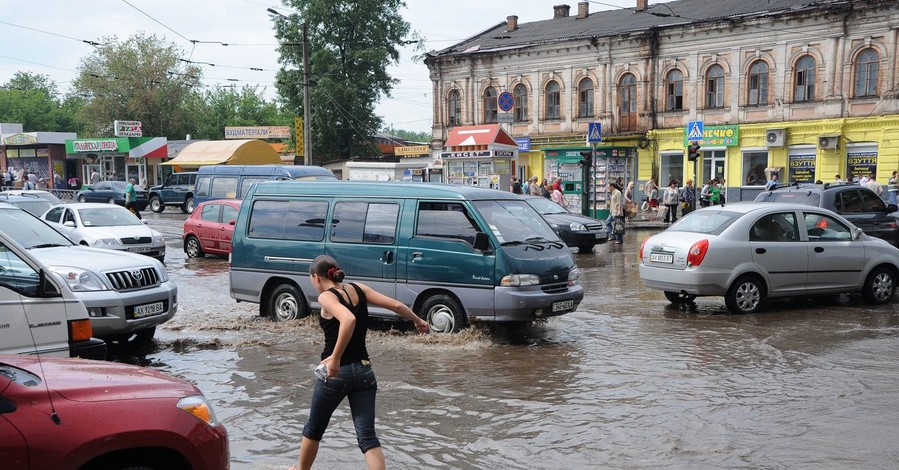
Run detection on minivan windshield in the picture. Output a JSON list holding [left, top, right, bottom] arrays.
[[473, 200, 563, 245], [0, 208, 74, 249]]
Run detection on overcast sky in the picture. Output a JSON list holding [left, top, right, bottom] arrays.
[[0, 0, 654, 134]]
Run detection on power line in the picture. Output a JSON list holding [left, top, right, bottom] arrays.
[[121, 0, 191, 43], [0, 20, 101, 46]]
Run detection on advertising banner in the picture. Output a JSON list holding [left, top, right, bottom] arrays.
[[788, 154, 816, 184], [847, 151, 877, 183]]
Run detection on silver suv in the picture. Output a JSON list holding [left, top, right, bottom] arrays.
[[0, 204, 177, 344]]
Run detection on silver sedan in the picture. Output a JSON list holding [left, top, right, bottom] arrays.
[[639, 202, 899, 313]]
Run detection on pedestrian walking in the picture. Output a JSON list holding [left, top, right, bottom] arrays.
[[293, 255, 428, 470], [529, 176, 542, 196], [608, 182, 624, 244], [680, 179, 695, 216], [623, 181, 636, 222], [510, 177, 523, 194], [662, 179, 680, 224], [643, 178, 659, 213], [888, 171, 898, 205], [709, 179, 722, 205], [125, 177, 142, 220]]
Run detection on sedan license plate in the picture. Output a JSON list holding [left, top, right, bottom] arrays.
[[128, 246, 152, 253], [650, 252, 674, 264], [552, 300, 574, 312], [134, 302, 164, 318]]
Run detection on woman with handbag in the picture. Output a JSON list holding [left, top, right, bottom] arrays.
[[608, 182, 624, 244], [623, 181, 636, 222]]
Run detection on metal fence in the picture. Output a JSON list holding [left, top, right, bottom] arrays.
[[1, 187, 79, 202]]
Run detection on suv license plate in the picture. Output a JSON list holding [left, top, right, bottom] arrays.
[[650, 253, 674, 263], [552, 300, 574, 312], [134, 302, 164, 318]]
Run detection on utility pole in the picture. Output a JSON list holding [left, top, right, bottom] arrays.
[[268, 8, 312, 165]]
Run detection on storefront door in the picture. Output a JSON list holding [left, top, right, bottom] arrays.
[[701, 150, 726, 184]]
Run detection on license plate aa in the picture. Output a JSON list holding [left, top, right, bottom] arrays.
[[134, 302, 164, 318], [552, 300, 574, 312], [650, 252, 674, 263]]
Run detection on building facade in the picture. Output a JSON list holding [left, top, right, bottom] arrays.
[[425, 0, 899, 203]]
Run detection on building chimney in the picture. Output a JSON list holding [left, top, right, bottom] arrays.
[[507, 15, 519, 32], [553, 4, 571, 19], [636, 0, 648, 12], [577, 2, 589, 19]]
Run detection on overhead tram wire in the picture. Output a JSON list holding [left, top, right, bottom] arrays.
[[0, 20, 102, 47]]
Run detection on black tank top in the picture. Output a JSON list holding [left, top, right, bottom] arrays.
[[320, 283, 370, 364]]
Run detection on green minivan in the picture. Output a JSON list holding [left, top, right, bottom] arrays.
[[229, 181, 583, 332]]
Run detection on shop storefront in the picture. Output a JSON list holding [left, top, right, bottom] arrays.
[[846, 144, 878, 183], [65, 137, 167, 187], [544, 146, 637, 217], [0, 126, 77, 189], [440, 125, 518, 190]]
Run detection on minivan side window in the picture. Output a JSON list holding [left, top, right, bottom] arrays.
[[331, 202, 399, 244], [240, 178, 268, 198], [211, 177, 238, 199], [195, 176, 211, 197], [0, 243, 40, 297], [248, 200, 328, 241], [415, 202, 479, 244]]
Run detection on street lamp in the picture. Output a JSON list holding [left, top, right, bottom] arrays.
[[268, 8, 312, 166]]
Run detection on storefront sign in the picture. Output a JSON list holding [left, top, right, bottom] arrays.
[[788, 154, 816, 184], [36, 148, 49, 158], [114, 120, 143, 137], [224, 126, 292, 139], [396, 145, 429, 156], [441, 150, 492, 159], [514, 137, 531, 152], [2, 133, 37, 145], [847, 151, 877, 182], [682, 125, 739, 147], [72, 140, 119, 152]]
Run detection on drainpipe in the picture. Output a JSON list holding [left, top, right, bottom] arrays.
[[648, 27, 660, 130]]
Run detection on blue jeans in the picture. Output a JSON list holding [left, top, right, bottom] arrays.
[[303, 360, 380, 453], [890, 191, 897, 206]]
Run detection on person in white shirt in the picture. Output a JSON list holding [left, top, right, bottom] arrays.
[[866, 173, 884, 196]]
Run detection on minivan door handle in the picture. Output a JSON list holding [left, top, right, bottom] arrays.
[[814, 246, 824, 253], [755, 248, 766, 254], [382, 250, 394, 264], [411, 252, 423, 262]]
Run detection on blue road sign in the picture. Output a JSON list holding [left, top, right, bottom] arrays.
[[687, 121, 704, 141], [587, 122, 602, 143], [498, 91, 514, 112]]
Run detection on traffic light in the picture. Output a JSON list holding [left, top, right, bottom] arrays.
[[687, 143, 701, 162], [578, 150, 593, 166]]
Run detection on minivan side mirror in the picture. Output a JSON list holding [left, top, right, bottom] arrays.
[[885, 203, 898, 214], [39, 269, 60, 297], [473, 231, 491, 252]]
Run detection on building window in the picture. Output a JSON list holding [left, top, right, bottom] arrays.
[[619, 74, 636, 113], [794, 56, 816, 102], [448, 90, 461, 126], [513, 84, 528, 122], [705, 65, 724, 108], [578, 78, 593, 118], [665, 69, 683, 111], [742, 151, 769, 186], [854, 48, 879, 98], [484, 86, 498, 123], [747, 61, 769, 106], [545, 81, 561, 120], [660, 152, 684, 189]]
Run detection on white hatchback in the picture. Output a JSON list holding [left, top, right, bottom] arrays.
[[639, 202, 899, 313], [41, 203, 166, 262]]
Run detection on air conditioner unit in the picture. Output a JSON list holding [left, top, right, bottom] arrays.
[[818, 135, 840, 150], [765, 129, 786, 148]]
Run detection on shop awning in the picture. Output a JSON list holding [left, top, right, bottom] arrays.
[[161, 139, 281, 166], [445, 124, 518, 150]]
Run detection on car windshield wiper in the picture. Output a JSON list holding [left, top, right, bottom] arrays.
[[500, 239, 545, 251], [526, 237, 566, 249], [29, 243, 69, 249]]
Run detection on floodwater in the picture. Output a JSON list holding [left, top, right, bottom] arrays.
[[123, 213, 899, 469]]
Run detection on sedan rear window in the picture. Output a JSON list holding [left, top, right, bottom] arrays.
[[668, 210, 741, 235], [755, 191, 820, 206]]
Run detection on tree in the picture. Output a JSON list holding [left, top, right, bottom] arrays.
[[72, 33, 202, 138], [0, 72, 81, 132], [382, 126, 430, 143], [271, 0, 420, 163], [188, 85, 291, 140]]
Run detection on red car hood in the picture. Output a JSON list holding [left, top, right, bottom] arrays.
[[1, 355, 198, 402]]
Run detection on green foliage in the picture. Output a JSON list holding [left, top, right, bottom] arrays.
[[0, 72, 81, 132], [188, 85, 292, 140], [382, 126, 430, 143], [272, 0, 420, 162], [73, 32, 202, 138]]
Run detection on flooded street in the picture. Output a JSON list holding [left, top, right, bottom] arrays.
[[124, 212, 899, 469]]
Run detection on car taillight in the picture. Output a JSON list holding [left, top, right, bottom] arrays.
[[639, 237, 648, 261], [69, 319, 93, 342], [687, 239, 709, 267]]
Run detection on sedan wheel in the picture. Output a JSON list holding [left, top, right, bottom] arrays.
[[664, 291, 696, 304], [107, 196, 116, 204], [77, 194, 86, 202], [863, 267, 896, 304], [725, 276, 765, 314], [185, 236, 204, 258]]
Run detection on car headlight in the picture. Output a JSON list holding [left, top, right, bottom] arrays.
[[94, 238, 123, 247], [177, 395, 218, 426], [152, 235, 165, 246], [569, 222, 587, 232], [568, 266, 581, 285], [45, 266, 108, 291], [501, 274, 540, 287]]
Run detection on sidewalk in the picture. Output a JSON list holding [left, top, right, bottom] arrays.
[[625, 209, 669, 231]]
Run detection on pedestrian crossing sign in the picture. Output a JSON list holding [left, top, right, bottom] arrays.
[[587, 122, 602, 143], [687, 121, 704, 142]]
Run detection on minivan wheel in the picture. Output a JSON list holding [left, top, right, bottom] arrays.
[[149, 196, 164, 213], [862, 267, 896, 304], [268, 284, 308, 321], [418, 294, 465, 333], [725, 275, 765, 314], [182, 196, 194, 214], [185, 236, 203, 258], [664, 291, 696, 304]]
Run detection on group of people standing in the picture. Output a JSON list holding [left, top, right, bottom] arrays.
[[642, 178, 701, 224], [510, 176, 568, 206]]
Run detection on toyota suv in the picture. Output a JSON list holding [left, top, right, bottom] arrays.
[[0, 204, 177, 344], [754, 182, 899, 246]]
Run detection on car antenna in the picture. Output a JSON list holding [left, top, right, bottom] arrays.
[[10, 254, 63, 425]]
